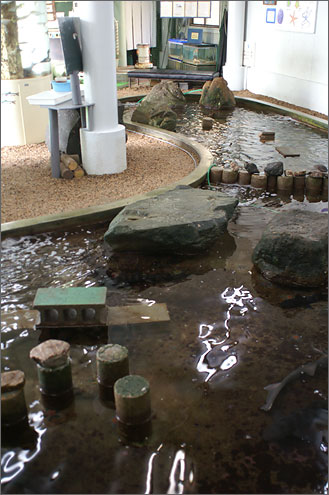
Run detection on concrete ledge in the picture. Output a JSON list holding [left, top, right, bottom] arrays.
[[2, 122, 213, 239]]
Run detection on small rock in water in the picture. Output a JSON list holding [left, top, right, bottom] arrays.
[[259, 131, 275, 140], [314, 165, 328, 173], [264, 161, 284, 177], [230, 162, 241, 172], [202, 117, 214, 131], [294, 170, 307, 177], [285, 170, 294, 176], [309, 170, 325, 178], [244, 162, 259, 174], [30, 339, 70, 368]]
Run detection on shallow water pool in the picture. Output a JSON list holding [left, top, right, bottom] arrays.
[[1, 199, 328, 493]]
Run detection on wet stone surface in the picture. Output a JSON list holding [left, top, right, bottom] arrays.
[[104, 186, 239, 255], [1, 199, 327, 493]]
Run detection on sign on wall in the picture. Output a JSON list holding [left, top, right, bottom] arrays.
[[266, 1, 318, 33], [160, 1, 211, 18]]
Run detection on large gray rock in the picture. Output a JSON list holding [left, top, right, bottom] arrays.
[[252, 209, 328, 288], [264, 161, 284, 176], [131, 81, 186, 131], [104, 186, 239, 255], [199, 77, 236, 111]]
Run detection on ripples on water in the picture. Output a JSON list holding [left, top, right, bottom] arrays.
[[176, 104, 328, 172], [125, 101, 328, 172], [1, 228, 109, 313]]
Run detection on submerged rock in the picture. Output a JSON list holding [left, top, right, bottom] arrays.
[[252, 209, 328, 288], [199, 77, 236, 111], [131, 81, 186, 131], [104, 186, 238, 255], [244, 162, 259, 174]]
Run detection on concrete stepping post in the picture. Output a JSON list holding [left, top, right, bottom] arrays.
[[277, 176, 293, 193], [238, 170, 250, 185], [114, 375, 151, 426], [251, 174, 267, 189], [1, 370, 28, 427], [222, 169, 238, 184], [97, 344, 129, 400], [293, 175, 305, 192], [266, 175, 277, 193], [30, 339, 73, 397], [305, 176, 323, 195], [210, 166, 223, 184]]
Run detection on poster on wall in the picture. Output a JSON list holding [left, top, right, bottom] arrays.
[[185, 1, 198, 17], [172, 1, 185, 17], [275, 1, 318, 33], [197, 1, 211, 18], [160, 1, 211, 18], [160, 1, 173, 17]]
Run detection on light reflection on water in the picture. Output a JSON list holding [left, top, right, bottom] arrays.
[[197, 285, 256, 382], [1, 408, 46, 485]]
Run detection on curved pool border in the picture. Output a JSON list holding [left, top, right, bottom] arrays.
[[2, 121, 213, 239], [2, 95, 327, 239]]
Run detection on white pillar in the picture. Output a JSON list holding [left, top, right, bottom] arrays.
[[222, 1, 246, 91], [78, 1, 126, 175]]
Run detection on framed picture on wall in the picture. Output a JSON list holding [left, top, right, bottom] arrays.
[[160, 1, 173, 18], [172, 1, 185, 17], [185, 1, 198, 18], [263, 1, 277, 4], [266, 8, 276, 23]]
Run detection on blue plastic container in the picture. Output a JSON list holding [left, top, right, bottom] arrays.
[[52, 80, 71, 92]]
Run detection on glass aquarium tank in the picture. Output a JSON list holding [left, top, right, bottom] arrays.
[[168, 39, 187, 61], [182, 43, 217, 66]]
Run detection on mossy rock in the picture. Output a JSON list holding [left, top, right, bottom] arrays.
[[200, 77, 236, 111]]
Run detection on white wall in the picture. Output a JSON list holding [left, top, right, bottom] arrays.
[[245, 1, 328, 115]]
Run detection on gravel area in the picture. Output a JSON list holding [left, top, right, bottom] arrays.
[[2, 81, 327, 224], [1, 131, 196, 224]]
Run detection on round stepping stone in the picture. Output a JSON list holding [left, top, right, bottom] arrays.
[[1, 370, 25, 392], [222, 169, 238, 184], [277, 175, 293, 193], [238, 170, 250, 185], [30, 339, 72, 396], [114, 375, 151, 425], [306, 176, 323, 195], [2, 370, 27, 425], [97, 344, 129, 388], [30, 339, 70, 368], [251, 174, 267, 189]]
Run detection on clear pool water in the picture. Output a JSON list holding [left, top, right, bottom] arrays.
[[1, 103, 328, 494]]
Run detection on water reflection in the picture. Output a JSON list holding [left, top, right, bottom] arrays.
[[145, 443, 163, 494], [197, 285, 256, 382], [167, 449, 186, 495], [1, 408, 45, 485]]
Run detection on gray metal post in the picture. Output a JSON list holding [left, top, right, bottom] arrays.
[[71, 71, 82, 105], [48, 109, 61, 178]]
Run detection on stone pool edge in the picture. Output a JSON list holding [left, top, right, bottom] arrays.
[[1, 123, 213, 239]]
